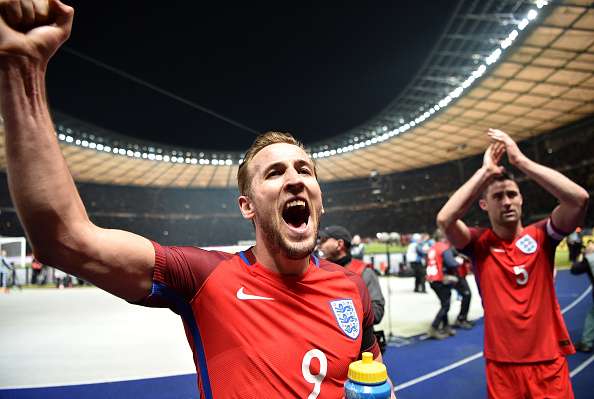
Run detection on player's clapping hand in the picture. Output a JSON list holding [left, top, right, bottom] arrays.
[[487, 128, 527, 167], [482, 139, 505, 177], [0, 0, 73, 64]]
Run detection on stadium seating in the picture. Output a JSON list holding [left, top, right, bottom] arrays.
[[1, 118, 592, 247]]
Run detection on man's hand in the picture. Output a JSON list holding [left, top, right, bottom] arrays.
[[487, 128, 527, 167], [482, 139, 505, 177], [0, 0, 73, 64]]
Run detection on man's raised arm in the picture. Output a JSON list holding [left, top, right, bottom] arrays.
[[487, 129, 589, 234], [0, 0, 155, 301], [436, 140, 505, 249]]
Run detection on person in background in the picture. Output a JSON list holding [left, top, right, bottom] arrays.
[[450, 251, 474, 330], [426, 232, 460, 339], [567, 227, 583, 263], [0, 250, 13, 294], [350, 234, 365, 260], [31, 257, 45, 285], [570, 240, 594, 353], [407, 233, 426, 293]]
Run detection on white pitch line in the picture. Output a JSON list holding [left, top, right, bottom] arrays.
[[561, 285, 592, 315], [395, 352, 484, 391], [570, 353, 594, 378], [394, 283, 592, 392]]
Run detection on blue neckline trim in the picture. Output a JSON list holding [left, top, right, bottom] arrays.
[[239, 250, 251, 266]]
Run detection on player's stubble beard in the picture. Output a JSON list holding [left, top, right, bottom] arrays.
[[256, 203, 321, 260]]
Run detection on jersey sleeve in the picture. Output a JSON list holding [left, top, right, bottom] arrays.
[[134, 241, 232, 310], [460, 227, 482, 257], [543, 218, 569, 243]]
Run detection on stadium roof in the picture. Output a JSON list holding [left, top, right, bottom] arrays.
[[1, 0, 593, 188]]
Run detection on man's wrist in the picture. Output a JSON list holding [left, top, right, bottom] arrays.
[[509, 153, 530, 170], [0, 57, 50, 131], [477, 166, 499, 181], [0, 53, 47, 75]]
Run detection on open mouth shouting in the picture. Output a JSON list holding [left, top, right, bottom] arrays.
[[282, 198, 311, 234]]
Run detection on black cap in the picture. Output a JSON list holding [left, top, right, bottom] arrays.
[[319, 225, 352, 247]]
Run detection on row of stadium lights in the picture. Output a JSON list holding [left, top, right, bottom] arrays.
[[312, 2, 547, 159], [56, 1, 547, 165], [56, 129, 234, 165]]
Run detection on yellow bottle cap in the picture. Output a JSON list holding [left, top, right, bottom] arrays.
[[348, 352, 387, 384]]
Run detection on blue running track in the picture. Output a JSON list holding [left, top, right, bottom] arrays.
[[0, 270, 591, 399]]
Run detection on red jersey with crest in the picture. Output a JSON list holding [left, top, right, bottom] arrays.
[[464, 219, 574, 362], [426, 241, 449, 283], [138, 242, 378, 399]]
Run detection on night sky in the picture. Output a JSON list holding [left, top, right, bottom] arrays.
[[46, 1, 457, 152]]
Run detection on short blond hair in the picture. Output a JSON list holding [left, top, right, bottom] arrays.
[[237, 131, 311, 195]]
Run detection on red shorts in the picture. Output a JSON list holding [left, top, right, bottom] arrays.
[[485, 357, 574, 399]]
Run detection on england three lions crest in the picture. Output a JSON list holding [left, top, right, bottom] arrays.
[[516, 234, 538, 254], [330, 299, 360, 339]]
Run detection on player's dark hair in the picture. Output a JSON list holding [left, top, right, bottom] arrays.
[[481, 172, 517, 198]]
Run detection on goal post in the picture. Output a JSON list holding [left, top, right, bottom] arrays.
[[0, 236, 27, 268]]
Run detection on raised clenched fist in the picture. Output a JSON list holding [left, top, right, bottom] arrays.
[[0, 0, 73, 64], [0, 0, 50, 31]]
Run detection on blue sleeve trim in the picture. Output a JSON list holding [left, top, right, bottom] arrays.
[[151, 282, 213, 399]]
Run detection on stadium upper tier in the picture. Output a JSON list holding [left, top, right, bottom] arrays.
[[0, 0, 593, 188]]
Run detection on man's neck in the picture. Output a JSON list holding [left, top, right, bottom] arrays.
[[252, 243, 310, 275], [492, 222, 523, 242], [332, 253, 351, 267]]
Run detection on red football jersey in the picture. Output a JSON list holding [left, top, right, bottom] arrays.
[[139, 243, 378, 399], [465, 219, 575, 362], [426, 241, 449, 283]]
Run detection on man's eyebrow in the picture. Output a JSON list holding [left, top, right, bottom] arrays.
[[258, 158, 313, 175], [294, 159, 314, 168], [261, 161, 286, 174]]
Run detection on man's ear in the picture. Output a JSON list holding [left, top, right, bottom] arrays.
[[238, 196, 255, 220], [479, 198, 488, 211]]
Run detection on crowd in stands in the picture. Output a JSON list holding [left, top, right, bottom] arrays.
[[0, 119, 592, 247]]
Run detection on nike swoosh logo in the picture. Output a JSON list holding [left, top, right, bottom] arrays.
[[236, 287, 274, 301]]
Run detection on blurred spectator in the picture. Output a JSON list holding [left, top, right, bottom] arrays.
[[426, 235, 460, 339], [570, 240, 594, 353], [567, 227, 583, 263], [350, 234, 365, 260], [407, 233, 427, 293], [54, 268, 72, 289], [31, 257, 47, 285], [450, 252, 474, 329], [0, 250, 12, 294]]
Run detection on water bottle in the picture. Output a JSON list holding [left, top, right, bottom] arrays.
[[344, 352, 393, 399]]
